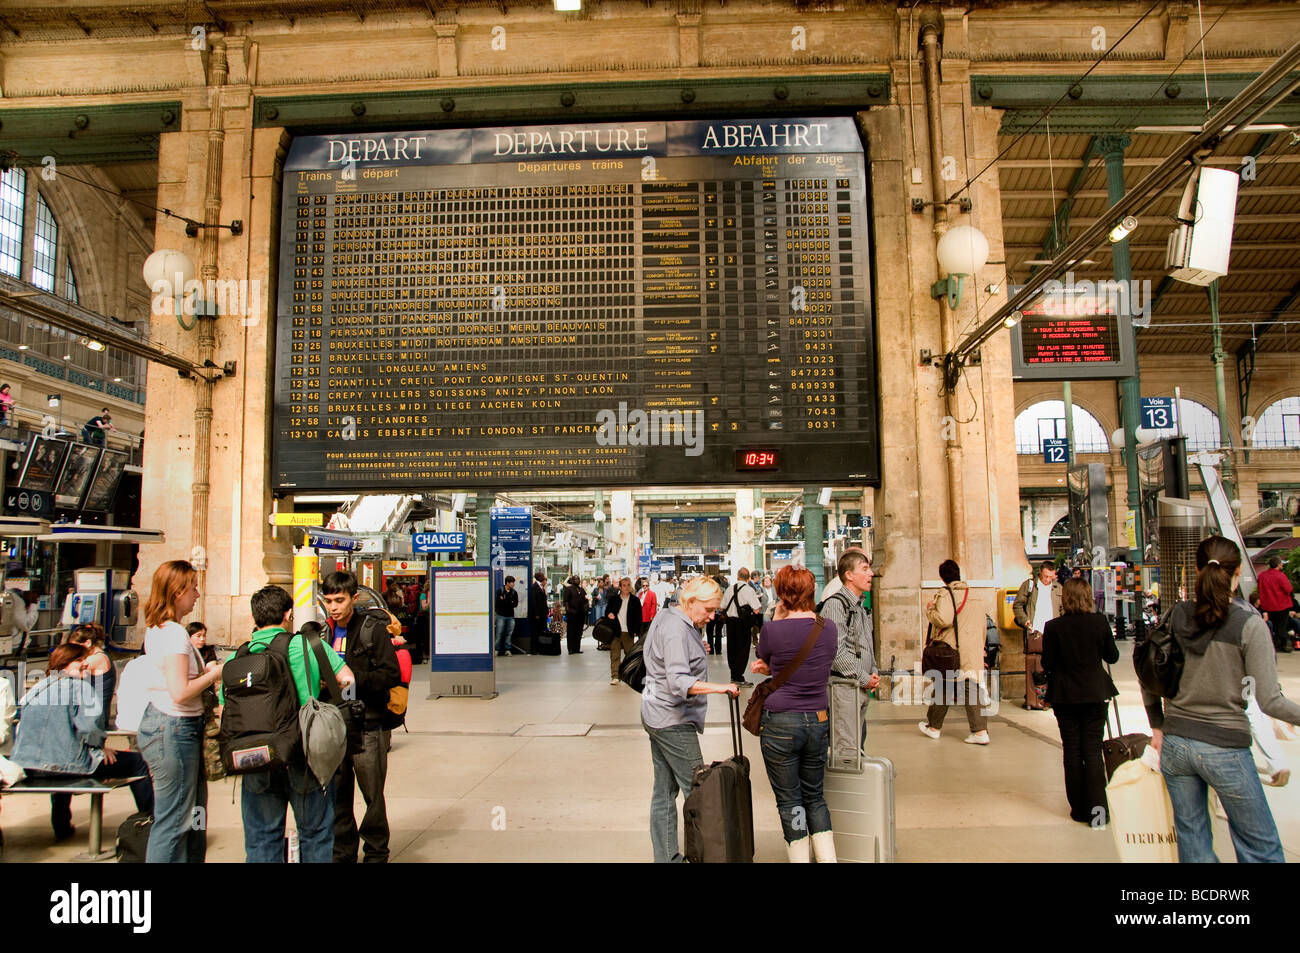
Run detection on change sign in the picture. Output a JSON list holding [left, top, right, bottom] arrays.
[[413, 532, 467, 553]]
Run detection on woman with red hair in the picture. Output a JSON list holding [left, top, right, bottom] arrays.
[[136, 560, 222, 863], [751, 566, 839, 862]]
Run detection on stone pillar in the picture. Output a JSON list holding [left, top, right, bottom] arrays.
[[136, 83, 294, 644], [610, 489, 634, 573], [802, 487, 824, 590], [752, 488, 763, 572], [20, 174, 37, 284]]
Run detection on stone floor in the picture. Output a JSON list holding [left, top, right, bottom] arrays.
[[2, 635, 1297, 863]]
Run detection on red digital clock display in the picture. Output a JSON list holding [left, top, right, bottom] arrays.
[[736, 449, 781, 471]]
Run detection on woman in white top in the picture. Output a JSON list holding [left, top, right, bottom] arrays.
[[136, 560, 222, 863]]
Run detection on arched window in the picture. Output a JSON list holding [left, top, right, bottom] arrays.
[[1015, 400, 1109, 455], [1251, 396, 1300, 449], [31, 193, 58, 291], [1147, 398, 1222, 451], [0, 168, 24, 278], [65, 264, 79, 304]]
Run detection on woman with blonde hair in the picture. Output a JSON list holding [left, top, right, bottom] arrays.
[[136, 560, 222, 863], [641, 574, 739, 862]]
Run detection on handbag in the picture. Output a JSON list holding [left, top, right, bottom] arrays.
[[1107, 758, 1179, 863], [306, 629, 366, 757], [1133, 605, 1184, 699], [201, 683, 227, 782], [921, 587, 962, 679], [742, 616, 826, 736]]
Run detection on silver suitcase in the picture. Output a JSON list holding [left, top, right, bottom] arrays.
[[825, 678, 896, 863]]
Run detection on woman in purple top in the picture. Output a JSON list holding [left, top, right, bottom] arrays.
[[752, 566, 840, 863]]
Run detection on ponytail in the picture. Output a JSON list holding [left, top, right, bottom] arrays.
[[1193, 536, 1240, 630]]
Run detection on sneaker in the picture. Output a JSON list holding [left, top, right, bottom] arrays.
[[610, 678, 620, 686], [1266, 768, 1291, 787], [504, 651, 512, 657], [963, 731, 991, 745], [918, 722, 940, 741]]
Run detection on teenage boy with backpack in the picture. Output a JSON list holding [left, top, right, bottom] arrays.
[[227, 585, 355, 863], [319, 571, 402, 863]]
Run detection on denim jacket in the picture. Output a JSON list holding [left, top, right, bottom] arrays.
[[11, 674, 106, 775]]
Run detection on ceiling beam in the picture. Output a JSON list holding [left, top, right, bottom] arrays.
[[996, 155, 1300, 169]]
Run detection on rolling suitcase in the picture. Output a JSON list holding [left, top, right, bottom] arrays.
[[825, 679, 896, 863], [683, 693, 754, 863], [1102, 665, 1150, 781]]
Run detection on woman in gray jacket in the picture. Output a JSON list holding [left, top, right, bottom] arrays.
[[1143, 536, 1300, 862], [641, 575, 739, 863]]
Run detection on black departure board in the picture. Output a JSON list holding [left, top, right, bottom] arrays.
[[274, 118, 878, 490], [1009, 282, 1137, 380]]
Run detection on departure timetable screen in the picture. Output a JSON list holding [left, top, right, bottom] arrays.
[[1009, 286, 1137, 381], [273, 117, 879, 490]]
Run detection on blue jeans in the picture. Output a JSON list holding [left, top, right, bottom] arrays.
[[136, 704, 206, 863], [759, 709, 831, 842], [1160, 733, 1284, 863], [644, 720, 703, 863], [242, 763, 336, 863], [494, 616, 515, 653]]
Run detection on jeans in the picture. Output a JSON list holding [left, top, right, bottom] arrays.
[[242, 763, 336, 863], [644, 720, 703, 863], [1053, 702, 1108, 823], [136, 704, 206, 863], [609, 632, 635, 678], [725, 617, 750, 682], [334, 728, 390, 862], [759, 709, 831, 842], [495, 616, 515, 654], [34, 751, 154, 836], [1160, 733, 1284, 863]]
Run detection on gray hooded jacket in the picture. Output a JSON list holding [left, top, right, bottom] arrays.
[[1141, 600, 1300, 748]]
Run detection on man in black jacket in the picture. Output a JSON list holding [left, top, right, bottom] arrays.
[[494, 576, 519, 656], [320, 571, 401, 863], [603, 576, 643, 686], [528, 572, 549, 654], [562, 576, 589, 655]]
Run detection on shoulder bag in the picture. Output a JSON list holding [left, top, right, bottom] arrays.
[[305, 629, 366, 760], [922, 587, 962, 680], [1133, 604, 1186, 699], [742, 616, 827, 736]]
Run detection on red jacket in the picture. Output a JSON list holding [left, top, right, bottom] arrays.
[[1257, 567, 1294, 613], [640, 587, 658, 622]]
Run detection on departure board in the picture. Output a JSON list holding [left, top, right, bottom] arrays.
[[1009, 283, 1137, 380], [274, 118, 878, 490]]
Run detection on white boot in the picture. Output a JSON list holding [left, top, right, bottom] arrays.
[[786, 837, 811, 863], [811, 830, 838, 864]]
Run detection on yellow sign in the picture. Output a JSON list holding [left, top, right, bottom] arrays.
[[1125, 511, 1137, 551], [383, 559, 428, 574], [1293, 526, 1300, 538], [273, 512, 325, 527]]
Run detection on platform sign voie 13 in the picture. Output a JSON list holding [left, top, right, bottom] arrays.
[[272, 117, 879, 491], [1009, 284, 1137, 381], [1042, 437, 1069, 464], [1140, 397, 1175, 431]]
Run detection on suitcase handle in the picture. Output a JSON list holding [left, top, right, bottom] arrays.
[[1104, 661, 1124, 740], [728, 691, 743, 759]]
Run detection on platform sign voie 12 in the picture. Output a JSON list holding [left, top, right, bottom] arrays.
[[1042, 437, 1069, 464], [272, 117, 878, 491], [1009, 284, 1137, 381]]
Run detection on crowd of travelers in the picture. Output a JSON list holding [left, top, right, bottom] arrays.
[[1, 531, 1297, 865]]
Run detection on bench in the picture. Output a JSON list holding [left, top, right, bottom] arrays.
[[3, 775, 146, 861]]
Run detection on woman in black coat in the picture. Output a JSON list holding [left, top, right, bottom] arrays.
[[1042, 577, 1119, 826]]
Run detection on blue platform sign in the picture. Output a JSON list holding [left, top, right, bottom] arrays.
[[413, 531, 467, 553], [1140, 397, 1175, 430], [489, 507, 533, 649], [305, 529, 362, 552], [1042, 438, 1069, 464]]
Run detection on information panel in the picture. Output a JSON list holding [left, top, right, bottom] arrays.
[[651, 516, 730, 555], [274, 118, 878, 490], [1009, 285, 1137, 380]]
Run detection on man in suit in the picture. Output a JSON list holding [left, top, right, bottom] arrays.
[[1013, 560, 1063, 711], [603, 577, 642, 686], [528, 572, 549, 654]]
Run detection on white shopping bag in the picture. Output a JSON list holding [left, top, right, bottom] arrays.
[[1106, 757, 1179, 863]]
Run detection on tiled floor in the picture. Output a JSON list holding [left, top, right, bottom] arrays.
[[2, 637, 1297, 862]]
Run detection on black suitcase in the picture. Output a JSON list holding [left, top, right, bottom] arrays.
[[683, 694, 754, 863], [116, 811, 152, 863], [535, 631, 561, 656]]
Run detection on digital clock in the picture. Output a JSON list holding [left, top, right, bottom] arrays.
[[736, 449, 781, 471]]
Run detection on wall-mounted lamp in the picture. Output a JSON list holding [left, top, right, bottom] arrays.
[[592, 506, 606, 523], [751, 506, 765, 520], [86, 340, 105, 352], [1003, 311, 1022, 329], [1108, 216, 1138, 243], [47, 394, 61, 409], [931, 225, 989, 309]]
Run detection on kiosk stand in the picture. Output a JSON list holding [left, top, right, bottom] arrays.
[[428, 566, 495, 699]]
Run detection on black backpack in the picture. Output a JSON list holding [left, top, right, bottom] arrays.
[[1133, 605, 1186, 699], [218, 631, 302, 774]]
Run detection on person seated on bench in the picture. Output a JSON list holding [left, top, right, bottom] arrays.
[[10, 643, 153, 841]]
